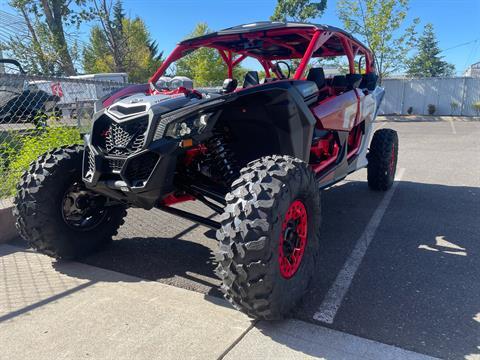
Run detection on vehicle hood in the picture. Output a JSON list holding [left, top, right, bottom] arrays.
[[104, 92, 220, 121]]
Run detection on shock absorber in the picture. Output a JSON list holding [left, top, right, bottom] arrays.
[[205, 134, 239, 187]]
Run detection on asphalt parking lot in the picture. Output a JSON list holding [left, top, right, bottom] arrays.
[[9, 116, 480, 359]]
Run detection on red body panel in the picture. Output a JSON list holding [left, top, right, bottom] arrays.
[[311, 91, 359, 131]]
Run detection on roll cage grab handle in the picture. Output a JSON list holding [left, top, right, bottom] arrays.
[[148, 29, 374, 85]]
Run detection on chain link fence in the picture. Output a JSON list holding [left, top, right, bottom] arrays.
[[379, 77, 480, 116], [0, 72, 128, 203]]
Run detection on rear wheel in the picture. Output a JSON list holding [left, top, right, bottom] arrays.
[[13, 145, 127, 259], [367, 129, 399, 191], [215, 155, 321, 319]]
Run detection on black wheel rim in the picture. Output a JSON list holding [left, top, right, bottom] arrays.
[[61, 181, 107, 231]]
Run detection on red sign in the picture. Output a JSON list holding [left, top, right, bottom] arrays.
[[50, 82, 63, 97]]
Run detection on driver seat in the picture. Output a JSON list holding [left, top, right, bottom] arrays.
[[243, 71, 260, 88]]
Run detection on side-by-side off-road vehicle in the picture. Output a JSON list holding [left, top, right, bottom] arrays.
[[14, 22, 398, 319]]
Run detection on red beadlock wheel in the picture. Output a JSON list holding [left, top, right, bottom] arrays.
[[279, 199, 308, 279], [215, 155, 321, 320]]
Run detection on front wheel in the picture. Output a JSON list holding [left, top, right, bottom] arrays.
[[13, 145, 127, 259], [215, 155, 321, 320]]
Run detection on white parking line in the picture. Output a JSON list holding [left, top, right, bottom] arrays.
[[448, 119, 457, 134], [374, 121, 386, 130], [313, 168, 405, 324]]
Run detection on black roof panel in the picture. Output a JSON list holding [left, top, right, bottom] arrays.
[[180, 21, 359, 45]]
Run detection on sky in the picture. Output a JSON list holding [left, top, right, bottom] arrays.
[[1, 0, 480, 75]]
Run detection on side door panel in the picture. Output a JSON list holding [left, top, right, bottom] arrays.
[[356, 89, 376, 125], [311, 90, 359, 131]]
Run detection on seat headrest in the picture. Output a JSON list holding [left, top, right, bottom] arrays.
[[243, 71, 260, 88], [307, 67, 326, 89], [222, 78, 238, 93], [359, 73, 378, 91], [332, 75, 347, 88], [346, 74, 363, 90]]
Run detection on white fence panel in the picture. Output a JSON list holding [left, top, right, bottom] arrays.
[[380, 79, 404, 114], [437, 78, 464, 115], [462, 78, 480, 116], [379, 77, 480, 116]]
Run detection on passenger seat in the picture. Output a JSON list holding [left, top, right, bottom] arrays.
[[243, 71, 260, 88], [332, 75, 347, 94], [307, 67, 329, 101]]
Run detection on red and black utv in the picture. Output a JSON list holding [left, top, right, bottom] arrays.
[[14, 21, 398, 319]]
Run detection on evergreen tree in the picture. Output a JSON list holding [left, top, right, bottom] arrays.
[[83, 0, 162, 82], [407, 23, 455, 77]]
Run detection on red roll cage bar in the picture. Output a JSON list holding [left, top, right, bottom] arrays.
[[149, 25, 374, 85]]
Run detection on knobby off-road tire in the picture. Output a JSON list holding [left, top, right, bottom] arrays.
[[367, 129, 399, 191], [215, 155, 321, 320], [13, 145, 127, 259]]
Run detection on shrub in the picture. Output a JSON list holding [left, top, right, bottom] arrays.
[[450, 101, 459, 115], [427, 104, 436, 115], [472, 101, 480, 116], [407, 106, 413, 115], [3, 126, 82, 197]]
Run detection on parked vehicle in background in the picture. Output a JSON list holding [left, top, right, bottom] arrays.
[[14, 21, 398, 320], [30, 73, 129, 121], [0, 59, 60, 124]]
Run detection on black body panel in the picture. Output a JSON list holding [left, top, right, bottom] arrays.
[[179, 21, 368, 50], [217, 80, 316, 165], [82, 79, 318, 209]]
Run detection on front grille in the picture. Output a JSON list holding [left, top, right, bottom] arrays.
[[124, 152, 159, 185], [88, 148, 95, 172], [106, 158, 125, 172], [83, 147, 95, 180], [104, 116, 148, 156]]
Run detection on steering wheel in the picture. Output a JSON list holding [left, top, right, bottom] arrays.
[[275, 61, 291, 79]]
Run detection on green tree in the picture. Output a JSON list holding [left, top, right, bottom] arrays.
[[337, 0, 419, 82], [83, 0, 162, 82], [7, 0, 90, 75], [175, 23, 247, 87], [271, 0, 327, 22], [406, 24, 454, 77]]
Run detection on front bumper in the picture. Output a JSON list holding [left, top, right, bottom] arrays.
[[82, 118, 179, 209]]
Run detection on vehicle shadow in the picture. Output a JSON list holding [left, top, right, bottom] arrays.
[[257, 180, 480, 360], [379, 115, 480, 122], [49, 235, 222, 297], [9, 179, 479, 359]]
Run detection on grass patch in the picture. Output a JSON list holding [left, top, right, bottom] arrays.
[[1, 126, 82, 199]]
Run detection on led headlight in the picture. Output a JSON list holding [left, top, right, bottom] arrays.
[[163, 113, 211, 139]]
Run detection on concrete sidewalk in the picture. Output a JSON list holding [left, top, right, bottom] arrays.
[[0, 244, 437, 360]]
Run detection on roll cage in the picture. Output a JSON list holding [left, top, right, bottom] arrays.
[[149, 22, 375, 84]]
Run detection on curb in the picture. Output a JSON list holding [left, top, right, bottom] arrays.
[[0, 199, 17, 244]]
